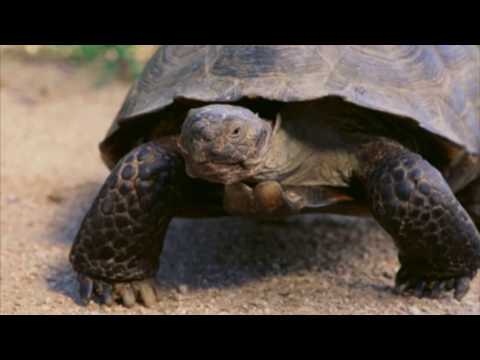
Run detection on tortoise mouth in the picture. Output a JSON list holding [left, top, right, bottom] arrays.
[[184, 159, 254, 184]]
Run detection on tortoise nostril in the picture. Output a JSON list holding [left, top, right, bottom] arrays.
[[203, 132, 215, 141], [192, 128, 212, 142], [195, 124, 214, 140]]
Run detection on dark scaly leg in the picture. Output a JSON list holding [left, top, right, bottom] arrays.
[[69, 141, 224, 307], [357, 140, 480, 300]]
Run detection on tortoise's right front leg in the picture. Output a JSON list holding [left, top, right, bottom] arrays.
[[69, 141, 223, 307]]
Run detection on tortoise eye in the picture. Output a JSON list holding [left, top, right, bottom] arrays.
[[232, 127, 241, 136]]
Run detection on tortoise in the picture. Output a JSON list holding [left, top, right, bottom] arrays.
[[69, 45, 480, 307]]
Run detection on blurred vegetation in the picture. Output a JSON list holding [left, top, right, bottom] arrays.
[[57, 45, 144, 82], [2, 45, 157, 84]]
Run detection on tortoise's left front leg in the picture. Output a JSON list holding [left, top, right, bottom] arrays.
[[357, 140, 480, 300]]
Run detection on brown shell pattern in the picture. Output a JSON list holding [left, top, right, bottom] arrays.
[[107, 45, 480, 155]]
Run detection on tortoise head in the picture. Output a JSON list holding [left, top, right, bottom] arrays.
[[178, 104, 273, 184]]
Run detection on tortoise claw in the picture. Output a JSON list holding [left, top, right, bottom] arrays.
[[116, 283, 137, 308], [101, 284, 114, 306], [78, 275, 94, 305], [133, 281, 157, 308], [453, 277, 471, 301], [428, 281, 443, 299], [75, 275, 162, 308], [394, 267, 474, 301], [414, 281, 426, 298], [394, 280, 410, 295]]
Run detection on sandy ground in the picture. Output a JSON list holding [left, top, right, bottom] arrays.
[[1, 52, 479, 315]]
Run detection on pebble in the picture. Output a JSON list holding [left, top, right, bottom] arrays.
[[46, 194, 64, 204], [382, 272, 393, 279], [178, 285, 188, 294], [138, 307, 150, 315], [6, 195, 19, 204], [408, 306, 424, 315], [39, 86, 50, 97]]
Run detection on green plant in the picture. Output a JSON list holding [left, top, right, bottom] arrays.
[[51, 45, 143, 84]]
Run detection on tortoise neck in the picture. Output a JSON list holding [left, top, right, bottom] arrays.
[[251, 115, 310, 182]]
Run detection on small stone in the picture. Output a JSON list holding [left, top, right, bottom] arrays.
[[47, 194, 64, 204], [39, 86, 50, 97], [6, 195, 19, 204], [382, 272, 393, 280], [138, 307, 149, 315], [178, 285, 188, 294], [408, 306, 423, 315]]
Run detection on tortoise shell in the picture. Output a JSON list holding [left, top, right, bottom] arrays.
[[101, 45, 480, 186]]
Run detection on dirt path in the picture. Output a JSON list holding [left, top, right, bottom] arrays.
[[1, 53, 479, 314]]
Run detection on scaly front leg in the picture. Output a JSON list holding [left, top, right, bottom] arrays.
[[70, 141, 224, 307], [358, 140, 480, 300]]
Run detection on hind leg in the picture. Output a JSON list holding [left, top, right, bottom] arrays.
[[457, 178, 480, 228], [358, 141, 480, 301]]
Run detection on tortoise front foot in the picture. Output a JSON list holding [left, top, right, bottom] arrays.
[[69, 142, 186, 308], [394, 267, 475, 301], [78, 275, 162, 307], [359, 141, 480, 302]]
